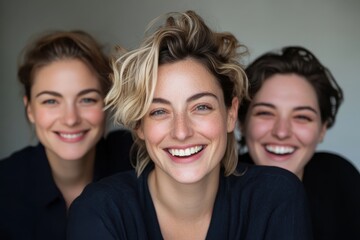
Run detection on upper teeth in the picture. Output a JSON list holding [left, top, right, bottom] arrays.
[[168, 146, 203, 157], [60, 133, 83, 139], [266, 145, 294, 155]]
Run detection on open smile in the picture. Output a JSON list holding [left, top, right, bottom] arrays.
[[265, 144, 295, 155], [55, 130, 89, 142], [167, 145, 204, 157]]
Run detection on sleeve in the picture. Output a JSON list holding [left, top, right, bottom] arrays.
[[264, 173, 313, 240], [336, 156, 360, 238], [67, 193, 117, 240]]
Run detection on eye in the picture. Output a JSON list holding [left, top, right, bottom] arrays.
[[149, 109, 167, 117], [80, 98, 98, 104], [254, 110, 273, 117], [294, 115, 313, 122], [195, 104, 212, 111], [42, 99, 57, 105]]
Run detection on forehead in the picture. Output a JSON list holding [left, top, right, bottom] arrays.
[[254, 73, 318, 106], [31, 59, 101, 93], [156, 58, 223, 98]]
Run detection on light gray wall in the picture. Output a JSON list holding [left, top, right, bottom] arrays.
[[1, 0, 359, 170]]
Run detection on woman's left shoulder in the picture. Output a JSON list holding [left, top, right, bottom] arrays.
[[232, 163, 303, 193]]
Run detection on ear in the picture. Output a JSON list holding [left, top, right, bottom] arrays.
[[23, 96, 35, 123], [227, 97, 239, 133], [318, 122, 328, 143]]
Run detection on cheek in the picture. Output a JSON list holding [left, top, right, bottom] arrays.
[[294, 124, 323, 146], [81, 107, 106, 126], [31, 108, 58, 128], [245, 118, 272, 141], [194, 115, 225, 139], [142, 121, 169, 144]]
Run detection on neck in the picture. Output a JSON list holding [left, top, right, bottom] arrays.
[[148, 166, 220, 239], [46, 148, 96, 208]]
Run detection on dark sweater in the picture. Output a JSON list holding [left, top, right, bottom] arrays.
[[67, 163, 313, 240], [0, 129, 134, 240], [240, 151, 360, 240]]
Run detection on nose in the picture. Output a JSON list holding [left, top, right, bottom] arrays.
[[272, 117, 292, 139], [171, 113, 193, 141], [61, 104, 81, 126]]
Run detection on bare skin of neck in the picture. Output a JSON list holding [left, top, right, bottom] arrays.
[[148, 166, 220, 240], [46, 148, 95, 209]]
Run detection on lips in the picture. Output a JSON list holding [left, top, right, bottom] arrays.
[[168, 145, 204, 157]]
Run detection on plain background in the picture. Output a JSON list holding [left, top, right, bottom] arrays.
[[1, 0, 359, 170]]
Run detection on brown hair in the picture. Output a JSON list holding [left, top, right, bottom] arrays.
[[18, 30, 112, 101]]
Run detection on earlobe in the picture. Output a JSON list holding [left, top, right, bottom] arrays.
[[24, 96, 35, 123], [227, 97, 239, 132]]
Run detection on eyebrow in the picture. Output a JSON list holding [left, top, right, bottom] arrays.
[[35, 89, 102, 98], [152, 92, 218, 104], [251, 102, 318, 114]]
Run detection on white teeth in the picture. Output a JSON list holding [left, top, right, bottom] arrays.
[[266, 145, 294, 155], [168, 146, 203, 157], [60, 132, 83, 139]]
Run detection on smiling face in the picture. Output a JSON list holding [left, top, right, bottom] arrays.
[[136, 58, 238, 184], [242, 73, 327, 179], [25, 59, 106, 163]]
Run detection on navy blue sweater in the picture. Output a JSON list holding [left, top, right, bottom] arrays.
[[67, 163, 312, 240], [240, 151, 360, 240], [0, 130, 133, 240]]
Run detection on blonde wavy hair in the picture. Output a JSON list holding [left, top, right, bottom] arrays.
[[106, 10, 248, 176]]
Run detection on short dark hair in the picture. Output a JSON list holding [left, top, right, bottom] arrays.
[[238, 46, 343, 130]]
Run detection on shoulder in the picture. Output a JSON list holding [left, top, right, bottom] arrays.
[[68, 170, 143, 233], [305, 151, 359, 177], [0, 144, 49, 209], [67, 169, 150, 239], [0, 144, 44, 177], [304, 151, 360, 187], [237, 162, 301, 186], [230, 163, 304, 199], [72, 170, 139, 210]]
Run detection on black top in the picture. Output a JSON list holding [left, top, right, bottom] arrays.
[[67, 163, 312, 240], [240, 151, 360, 240], [0, 129, 133, 240]]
